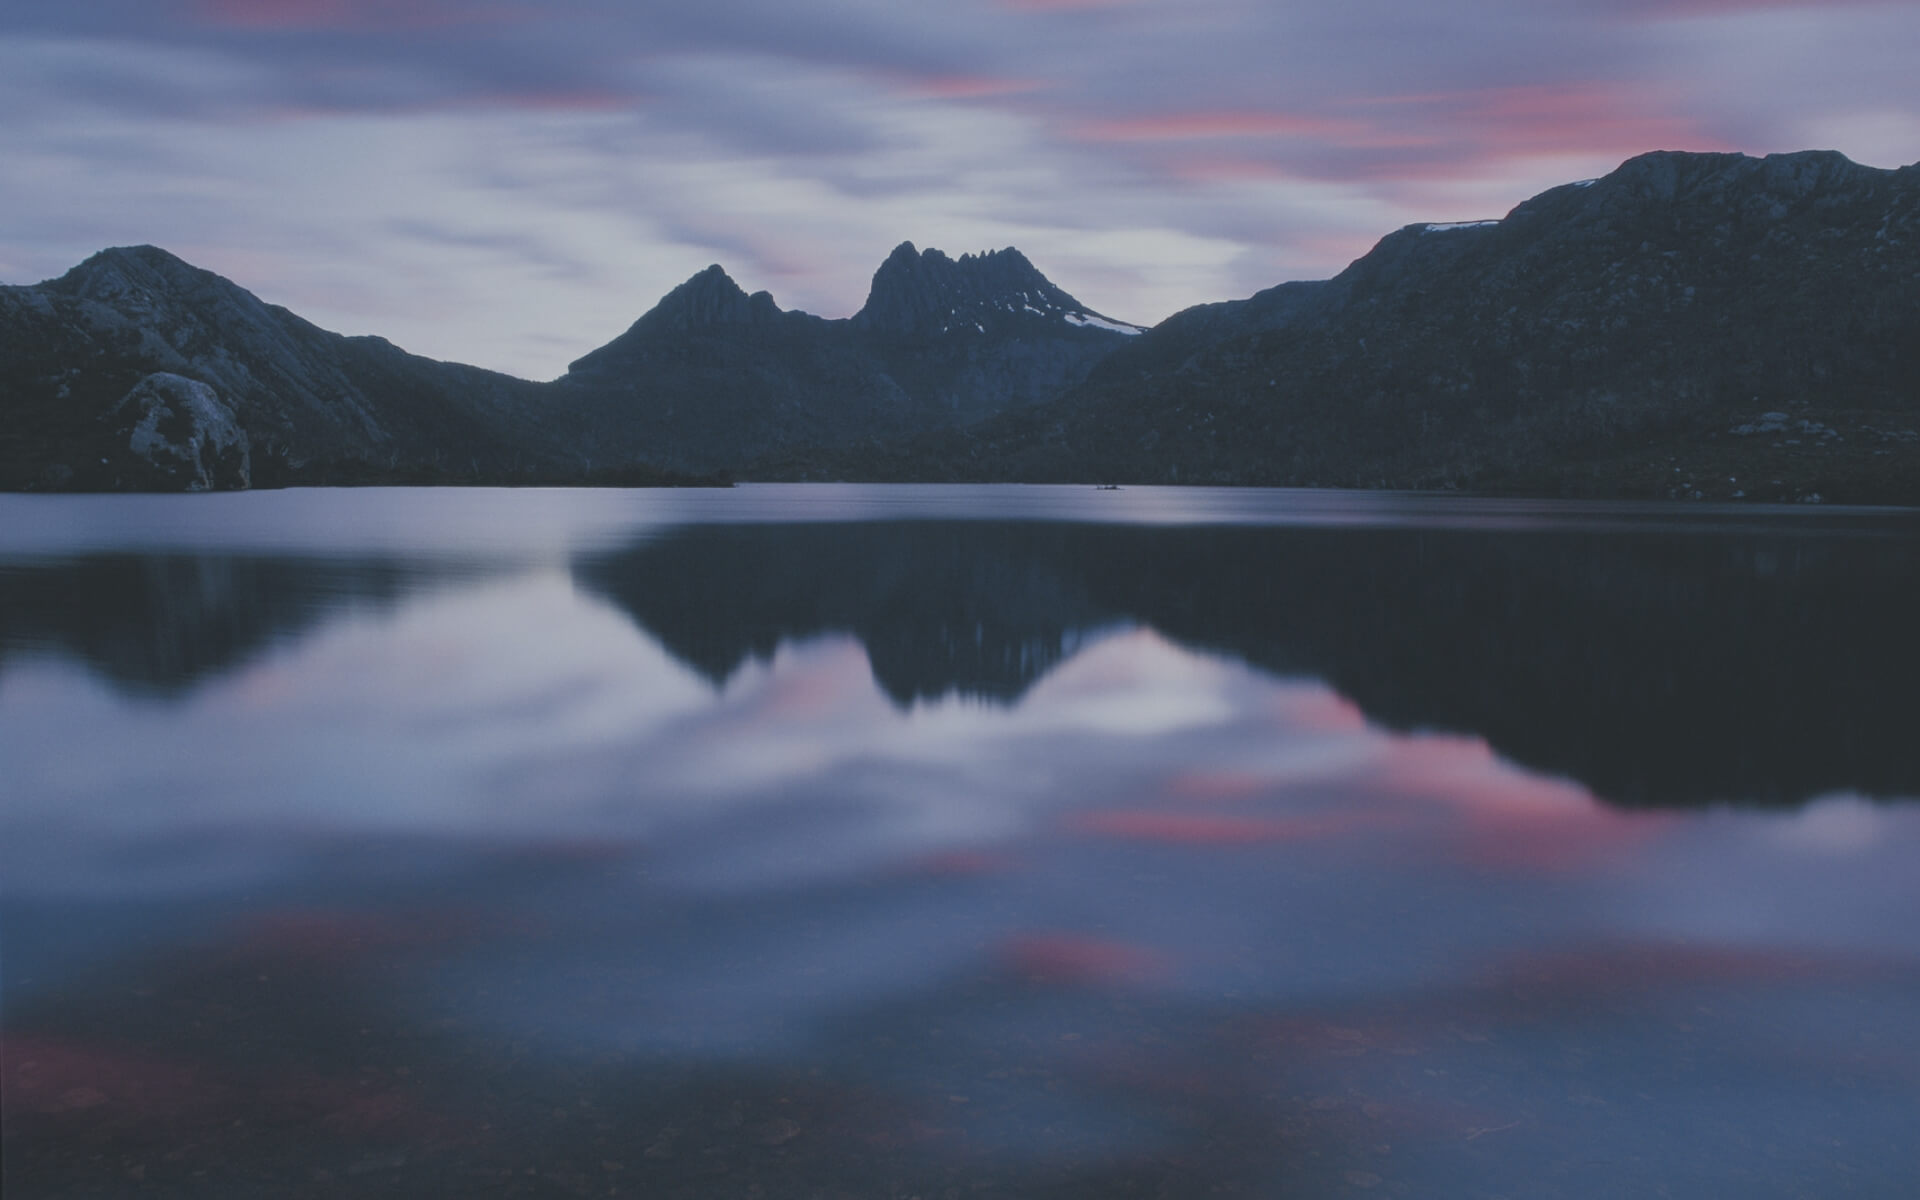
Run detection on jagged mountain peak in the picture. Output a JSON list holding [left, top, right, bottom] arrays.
[[630, 263, 782, 334], [562, 262, 786, 378], [650, 263, 772, 321], [875, 241, 1038, 272], [854, 241, 1140, 338]]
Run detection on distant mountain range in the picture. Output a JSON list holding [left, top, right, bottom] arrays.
[[3, 149, 1916, 500]]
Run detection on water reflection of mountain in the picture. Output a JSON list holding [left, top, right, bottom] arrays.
[[0, 556, 431, 694], [576, 522, 1920, 808], [581, 524, 1116, 706]]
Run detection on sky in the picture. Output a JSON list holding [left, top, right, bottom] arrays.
[[3, 0, 1917, 380]]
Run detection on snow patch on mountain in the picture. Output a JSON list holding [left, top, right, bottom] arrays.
[[1065, 311, 1145, 335]]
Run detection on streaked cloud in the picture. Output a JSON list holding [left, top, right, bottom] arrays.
[[2, 0, 1914, 376]]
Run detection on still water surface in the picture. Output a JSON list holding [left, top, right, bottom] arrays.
[[4, 485, 1919, 1197]]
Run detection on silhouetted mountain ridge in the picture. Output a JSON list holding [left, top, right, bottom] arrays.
[[6, 149, 1917, 496], [0, 245, 655, 490], [807, 149, 1918, 501], [853, 242, 1135, 338], [551, 242, 1142, 472]]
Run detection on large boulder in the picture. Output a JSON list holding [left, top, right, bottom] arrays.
[[111, 372, 252, 491]]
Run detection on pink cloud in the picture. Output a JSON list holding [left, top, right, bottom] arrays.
[[1165, 769, 1271, 801], [1078, 110, 1368, 142], [1071, 809, 1396, 845], [1376, 83, 1735, 159], [2, 1036, 231, 1126], [1455, 808, 1675, 873], [1366, 734, 1678, 872], [1125, 83, 1732, 188], [1287, 231, 1391, 271], [1072, 85, 1722, 190], [1271, 688, 1370, 733]]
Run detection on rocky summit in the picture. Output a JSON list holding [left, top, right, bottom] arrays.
[[4, 149, 1917, 500], [0, 245, 566, 489], [852, 242, 1139, 339], [551, 242, 1142, 473], [812, 150, 1920, 503]]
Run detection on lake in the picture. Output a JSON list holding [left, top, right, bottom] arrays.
[[4, 484, 1919, 1198]]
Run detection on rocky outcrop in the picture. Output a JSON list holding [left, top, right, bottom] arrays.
[[852, 242, 1135, 338], [112, 372, 251, 490]]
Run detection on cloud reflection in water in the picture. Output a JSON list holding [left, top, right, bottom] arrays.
[[5, 494, 1920, 1198]]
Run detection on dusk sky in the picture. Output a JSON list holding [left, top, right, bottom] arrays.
[[5, 0, 1917, 380]]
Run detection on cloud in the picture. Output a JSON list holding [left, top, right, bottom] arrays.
[[1076, 111, 1374, 142], [1602, 0, 1904, 19], [1070, 810, 1397, 845], [996, 0, 1140, 10], [193, 0, 529, 33], [3, 0, 1916, 374]]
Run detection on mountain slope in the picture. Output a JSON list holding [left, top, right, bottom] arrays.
[[2, 240, 1139, 489], [0, 245, 577, 489], [552, 242, 1141, 473], [776, 150, 1919, 502], [1055, 149, 1920, 497], [7, 150, 1917, 499]]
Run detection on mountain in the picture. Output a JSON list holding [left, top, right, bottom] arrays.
[[2, 241, 1139, 489], [772, 150, 1920, 503], [0, 245, 601, 489], [6, 149, 1918, 498], [552, 242, 1141, 473], [1064, 149, 1920, 499]]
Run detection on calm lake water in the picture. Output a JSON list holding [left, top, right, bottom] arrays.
[[4, 485, 1919, 1198]]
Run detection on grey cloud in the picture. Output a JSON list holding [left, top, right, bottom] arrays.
[[5, 0, 1915, 374], [384, 219, 595, 280]]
